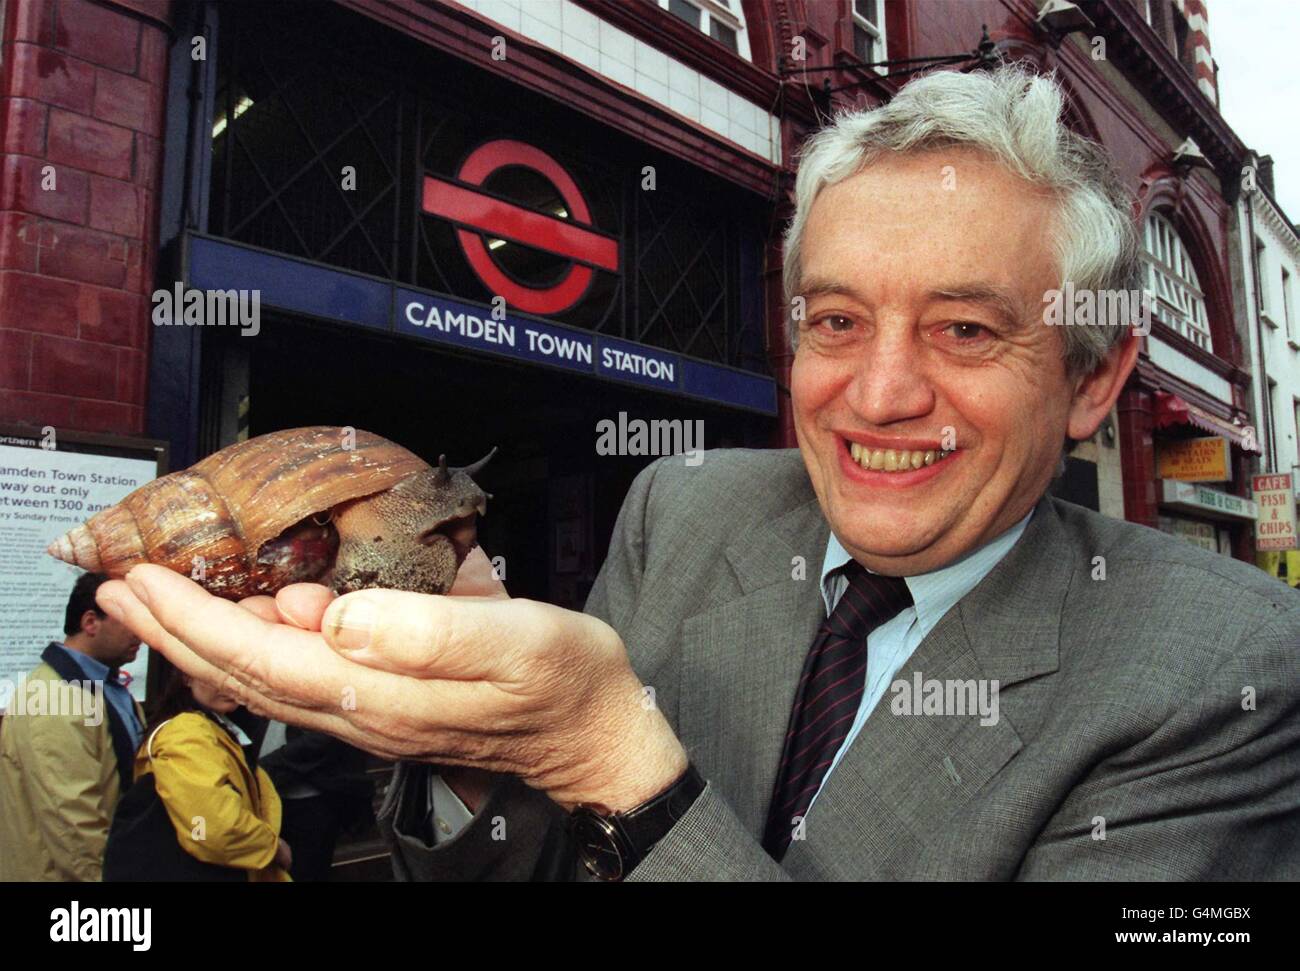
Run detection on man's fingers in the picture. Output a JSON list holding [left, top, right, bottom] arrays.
[[320, 588, 528, 680], [115, 565, 494, 749], [237, 595, 281, 623], [99, 578, 238, 691], [97, 579, 341, 735], [275, 583, 335, 631], [230, 584, 333, 630], [120, 565, 394, 713], [98, 570, 507, 764]]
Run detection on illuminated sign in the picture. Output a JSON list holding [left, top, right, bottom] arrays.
[[1156, 436, 1231, 482], [421, 140, 619, 315], [397, 291, 774, 411]]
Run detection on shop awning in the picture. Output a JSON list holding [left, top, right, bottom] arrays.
[[1154, 392, 1260, 452]]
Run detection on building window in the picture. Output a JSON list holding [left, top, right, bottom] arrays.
[[852, 0, 886, 67], [1172, 7, 1195, 76], [668, 0, 700, 29], [1270, 378, 1280, 467], [709, 18, 738, 51], [1142, 211, 1212, 351], [660, 0, 749, 58], [1284, 267, 1295, 342], [1294, 399, 1300, 467], [1256, 237, 1273, 322]]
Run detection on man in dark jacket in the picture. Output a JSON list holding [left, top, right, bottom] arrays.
[[260, 723, 375, 881]]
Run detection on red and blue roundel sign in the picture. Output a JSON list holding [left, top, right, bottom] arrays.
[[421, 139, 619, 315]]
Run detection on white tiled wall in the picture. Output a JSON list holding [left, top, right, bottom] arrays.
[[1148, 335, 1233, 404], [451, 0, 781, 164]]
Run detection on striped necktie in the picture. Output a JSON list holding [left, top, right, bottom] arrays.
[[762, 560, 913, 860]]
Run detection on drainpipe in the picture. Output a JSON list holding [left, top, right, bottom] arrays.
[[1244, 188, 1276, 472]]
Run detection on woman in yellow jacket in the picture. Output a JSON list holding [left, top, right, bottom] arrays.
[[125, 666, 292, 881]]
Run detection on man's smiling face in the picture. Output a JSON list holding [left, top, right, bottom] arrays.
[[792, 147, 1117, 576]]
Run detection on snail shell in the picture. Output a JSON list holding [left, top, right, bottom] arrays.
[[46, 426, 495, 600]]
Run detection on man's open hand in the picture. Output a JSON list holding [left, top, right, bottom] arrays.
[[95, 548, 687, 811]]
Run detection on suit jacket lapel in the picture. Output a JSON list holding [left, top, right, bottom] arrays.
[[676, 486, 1077, 875], [764, 496, 1071, 878], [780, 609, 1026, 878], [677, 495, 831, 837], [781, 496, 1074, 878]]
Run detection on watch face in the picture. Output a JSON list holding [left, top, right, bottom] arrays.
[[572, 813, 625, 881]]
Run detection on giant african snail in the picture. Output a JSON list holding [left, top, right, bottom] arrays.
[[46, 426, 496, 600]]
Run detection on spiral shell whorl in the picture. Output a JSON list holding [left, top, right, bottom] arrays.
[[44, 426, 434, 600], [46, 524, 102, 572]]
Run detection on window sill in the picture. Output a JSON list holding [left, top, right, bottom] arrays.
[[1288, 339, 1300, 352], [1261, 312, 1278, 329]]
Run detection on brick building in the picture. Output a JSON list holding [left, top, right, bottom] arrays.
[[0, 0, 168, 434], [0, 0, 1269, 579]]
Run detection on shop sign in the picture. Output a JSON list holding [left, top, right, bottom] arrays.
[[1159, 479, 1256, 520], [1158, 515, 1220, 552], [188, 235, 777, 416], [1252, 473, 1298, 551], [397, 290, 775, 412], [1156, 436, 1231, 482]]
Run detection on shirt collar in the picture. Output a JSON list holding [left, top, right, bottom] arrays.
[[820, 510, 1034, 639], [56, 643, 112, 682]]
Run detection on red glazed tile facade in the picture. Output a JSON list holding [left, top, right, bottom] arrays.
[[0, 0, 170, 433]]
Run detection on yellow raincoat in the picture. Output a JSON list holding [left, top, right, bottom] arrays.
[[137, 711, 291, 882]]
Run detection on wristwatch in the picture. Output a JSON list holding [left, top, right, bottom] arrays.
[[569, 763, 706, 881]]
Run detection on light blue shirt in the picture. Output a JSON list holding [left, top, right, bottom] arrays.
[[55, 644, 144, 753], [806, 512, 1033, 813]]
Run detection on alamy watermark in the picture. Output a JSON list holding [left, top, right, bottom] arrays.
[[1042, 283, 1152, 337], [151, 283, 261, 337], [50, 901, 150, 951], [595, 411, 704, 466], [889, 672, 1000, 727], [0, 677, 103, 727]]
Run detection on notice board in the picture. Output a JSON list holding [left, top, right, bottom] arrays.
[[0, 425, 167, 707]]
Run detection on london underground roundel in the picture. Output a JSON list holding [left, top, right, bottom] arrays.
[[421, 140, 619, 316]]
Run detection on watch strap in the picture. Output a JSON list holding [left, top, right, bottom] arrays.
[[612, 762, 706, 868]]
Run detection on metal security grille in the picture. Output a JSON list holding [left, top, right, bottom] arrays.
[[206, 1, 768, 374], [634, 186, 737, 363], [210, 14, 402, 279]]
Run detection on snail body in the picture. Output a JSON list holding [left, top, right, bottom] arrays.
[[46, 426, 494, 599]]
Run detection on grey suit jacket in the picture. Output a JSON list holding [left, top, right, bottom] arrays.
[[378, 448, 1300, 880]]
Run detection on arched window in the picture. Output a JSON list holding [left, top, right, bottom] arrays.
[[1142, 211, 1212, 351]]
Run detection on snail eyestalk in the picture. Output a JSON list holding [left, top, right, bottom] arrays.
[[456, 446, 498, 479]]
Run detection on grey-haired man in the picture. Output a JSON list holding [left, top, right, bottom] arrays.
[[99, 65, 1300, 881]]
